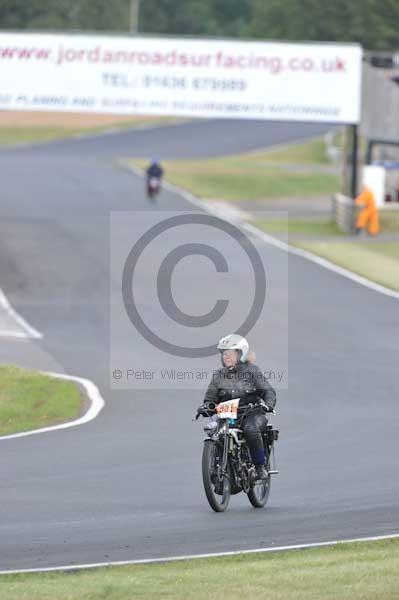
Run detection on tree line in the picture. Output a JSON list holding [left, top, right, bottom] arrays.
[[1, 0, 398, 51]]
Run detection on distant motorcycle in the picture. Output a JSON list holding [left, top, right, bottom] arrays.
[[147, 176, 161, 200], [195, 398, 279, 512]]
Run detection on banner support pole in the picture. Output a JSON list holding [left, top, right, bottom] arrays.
[[350, 124, 359, 198]]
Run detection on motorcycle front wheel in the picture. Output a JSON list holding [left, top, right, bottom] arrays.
[[247, 454, 271, 508], [202, 440, 231, 512], [247, 475, 270, 508]]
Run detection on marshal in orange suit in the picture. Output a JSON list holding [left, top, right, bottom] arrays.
[[355, 186, 380, 236]]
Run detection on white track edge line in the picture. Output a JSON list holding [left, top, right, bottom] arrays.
[[129, 164, 399, 301], [0, 331, 32, 339], [0, 371, 105, 441], [0, 289, 43, 339], [1, 533, 399, 575]]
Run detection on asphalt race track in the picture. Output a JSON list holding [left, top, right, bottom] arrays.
[[0, 119, 398, 571]]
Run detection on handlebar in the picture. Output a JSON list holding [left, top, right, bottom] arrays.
[[243, 401, 275, 414], [194, 400, 275, 420], [194, 402, 217, 420]]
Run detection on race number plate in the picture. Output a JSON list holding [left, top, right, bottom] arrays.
[[216, 398, 240, 420]]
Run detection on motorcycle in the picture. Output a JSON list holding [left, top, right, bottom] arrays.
[[196, 398, 279, 512], [147, 176, 161, 200]]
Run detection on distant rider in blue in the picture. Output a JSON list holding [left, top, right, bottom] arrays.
[[146, 157, 164, 196]]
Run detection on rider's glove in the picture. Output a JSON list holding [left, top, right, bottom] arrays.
[[196, 403, 216, 419], [195, 405, 206, 419]]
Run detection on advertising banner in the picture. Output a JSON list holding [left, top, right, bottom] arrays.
[[0, 32, 362, 123]]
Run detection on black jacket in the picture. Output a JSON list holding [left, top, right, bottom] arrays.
[[146, 163, 163, 179], [204, 362, 276, 411]]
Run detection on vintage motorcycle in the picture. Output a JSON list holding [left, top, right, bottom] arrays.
[[196, 398, 279, 512]]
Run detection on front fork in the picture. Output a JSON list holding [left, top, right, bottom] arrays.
[[220, 432, 229, 480], [209, 436, 229, 483]]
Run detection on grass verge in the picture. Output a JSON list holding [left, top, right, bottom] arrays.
[[0, 365, 82, 436], [297, 241, 399, 291], [1, 539, 399, 599], [256, 212, 399, 236], [161, 167, 339, 201], [379, 210, 399, 233], [251, 135, 330, 164], [132, 137, 340, 202], [255, 217, 398, 290], [0, 116, 176, 146], [254, 217, 344, 236]]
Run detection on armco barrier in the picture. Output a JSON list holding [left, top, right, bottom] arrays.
[[331, 193, 355, 233]]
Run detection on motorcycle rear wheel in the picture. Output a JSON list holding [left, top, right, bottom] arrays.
[[202, 440, 231, 512]]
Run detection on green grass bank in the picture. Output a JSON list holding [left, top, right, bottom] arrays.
[[1, 538, 399, 600], [0, 115, 176, 146], [0, 365, 82, 436], [132, 137, 340, 202]]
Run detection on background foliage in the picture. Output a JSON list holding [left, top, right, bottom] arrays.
[[1, 0, 399, 50]]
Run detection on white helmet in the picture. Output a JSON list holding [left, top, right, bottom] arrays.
[[217, 334, 249, 363]]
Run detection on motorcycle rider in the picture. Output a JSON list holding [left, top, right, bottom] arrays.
[[146, 157, 164, 196], [201, 334, 276, 480]]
